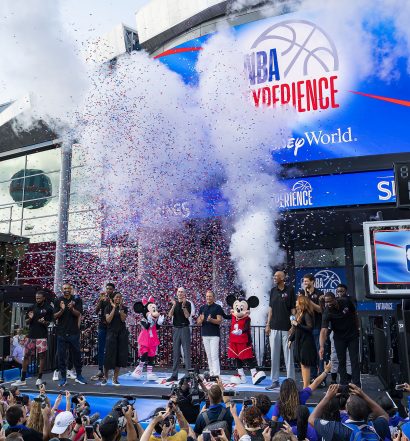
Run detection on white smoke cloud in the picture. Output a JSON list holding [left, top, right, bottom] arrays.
[[195, 31, 291, 360], [0, 0, 89, 130], [79, 52, 216, 236]]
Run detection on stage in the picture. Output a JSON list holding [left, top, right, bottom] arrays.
[[6, 365, 387, 406]]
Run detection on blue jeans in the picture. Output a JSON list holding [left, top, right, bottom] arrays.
[[312, 328, 324, 378], [97, 326, 107, 371], [57, 334, 82, 379]]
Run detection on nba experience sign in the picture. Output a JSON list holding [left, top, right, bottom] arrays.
[[245, 19, 340, 113]]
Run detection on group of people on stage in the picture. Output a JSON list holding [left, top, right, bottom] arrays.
[[11, 270, 360, 388], [266, 271, 360, 390]]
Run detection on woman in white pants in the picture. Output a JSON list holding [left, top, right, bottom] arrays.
[[197, 290, 224, 375]]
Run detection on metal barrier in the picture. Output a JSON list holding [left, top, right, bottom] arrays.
[[44, 325, 273, 371]]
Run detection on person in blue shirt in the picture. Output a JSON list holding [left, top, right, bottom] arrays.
[[308, 383, 390, 441]]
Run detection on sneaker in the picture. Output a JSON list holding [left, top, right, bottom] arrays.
[[101, 378, 107, 386], [67, 370, 77, 379], [11, 379, 26, 387], [147, 373, 158, 381], [166, 376, 178, 382], [265, 381, 279, 391], [58, 378, 67, 387], [75, 375, 87, 385], [52, 370, 59, 381], [112, 378, 120, 386], [91, 372, 104, 381], [35, 378, 44, 386], [230, 374, 246, 384], [131, 370, 144, 380]]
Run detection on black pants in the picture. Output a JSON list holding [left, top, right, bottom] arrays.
[[334, 336, 360, 386], [57, 334, 82, 379]]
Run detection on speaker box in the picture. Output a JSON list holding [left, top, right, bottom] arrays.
[[0, 336, 10, 358]]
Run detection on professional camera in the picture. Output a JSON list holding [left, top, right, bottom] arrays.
[[72, 394, 85, 405], [112, 396, 135, 416], [161, 370, 205, 424]]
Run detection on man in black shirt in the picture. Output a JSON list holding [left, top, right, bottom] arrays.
[[299, 273, 324, 381], [91, 282, 115, 381], [265, 271, 296, 390], [166, 287, 192, 382], [53, 283, 87, 387], [197, 290, 224, 376], [320, 292, 361, 386], [12, 290, 53, 387]]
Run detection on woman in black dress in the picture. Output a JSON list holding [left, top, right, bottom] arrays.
[[289, 295, 317, 388], [102, 292, 129, 386]]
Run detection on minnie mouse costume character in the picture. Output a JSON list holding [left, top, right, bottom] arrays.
[[131, 296, 164, 381], [226, 294, 266, 385]]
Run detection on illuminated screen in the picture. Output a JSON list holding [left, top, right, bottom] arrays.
[[374, 230, 410, 284], [364, 220, 410, 297]]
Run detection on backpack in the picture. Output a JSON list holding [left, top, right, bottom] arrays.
[[343, 422, 381, 441], [202, 407, 230, 436]]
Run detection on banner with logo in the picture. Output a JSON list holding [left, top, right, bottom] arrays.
[[156, 12, 410, 164], [295, 267, 347, 295]]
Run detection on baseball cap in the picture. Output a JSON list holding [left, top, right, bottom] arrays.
[[402, 422, 410, 439], [51, 411, 75, 434]]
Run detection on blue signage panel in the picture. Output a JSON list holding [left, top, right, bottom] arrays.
[[295, 267, 347, 294], [190, 169, 395, 218], [156, 12, 410, 164]]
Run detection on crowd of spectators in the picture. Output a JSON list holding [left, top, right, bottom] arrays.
[[1, 370, 410, 441]]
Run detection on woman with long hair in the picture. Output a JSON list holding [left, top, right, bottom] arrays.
[[271, 362, 331, 423], [289, 295, 317, 388], [26, 400, 44, 433]]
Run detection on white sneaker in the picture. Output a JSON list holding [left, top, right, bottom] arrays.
[[147, 372, 158, 381], [67, 370, 77, 379], [230, 374, 246, 384], [35, 378, 43, 386], [11, 379, 26, 387], [131, 369, 144, 380], [252, 370, 266, 385], [52, 370, 59, 381]]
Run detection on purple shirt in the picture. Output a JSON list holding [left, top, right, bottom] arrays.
[[272, 387, 312, 418]]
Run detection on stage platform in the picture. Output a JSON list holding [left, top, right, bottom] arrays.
[[5, 365, 387, 406]]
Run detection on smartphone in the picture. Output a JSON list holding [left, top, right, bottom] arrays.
[[395, 384, 406, 390], [243, 399, 253, 407], [203, 431, 211, 441], [211, 429, 221, 438], [223, 390, 235, 397], [85, 426, 94, 439]]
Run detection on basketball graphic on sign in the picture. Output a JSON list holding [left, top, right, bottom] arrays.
[[292, 180, 312, 192], [251, 19, 339, 80], [314, 270, 342, 290]]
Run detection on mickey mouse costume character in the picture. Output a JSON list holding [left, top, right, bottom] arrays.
[[226, 293, 266, 385], [131, 296, 164, 381]]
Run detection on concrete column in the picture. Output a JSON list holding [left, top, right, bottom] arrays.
[[53, 143, 72, 294]]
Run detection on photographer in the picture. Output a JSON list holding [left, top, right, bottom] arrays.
[[194, 382, 233, 438], [141, 400, 189, 441], [99, 405, 137, 441], [308, 384, 389, 441]]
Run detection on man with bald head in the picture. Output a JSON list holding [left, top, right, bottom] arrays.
[[265, 270, 296, 390], [167, 287, 192, 382]]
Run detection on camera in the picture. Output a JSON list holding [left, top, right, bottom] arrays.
[[36, 382, 46, 389], [223, 391, 236, 397], [85, 426, 94, 439], [242, 398, 253, 407], [113, 398, 132, 416], [72, 394, 84, 405], [203, 372, 219, 382], [15, 395, 29, 406], [269, 421, 284, 433], [338, 385, 349, 394]]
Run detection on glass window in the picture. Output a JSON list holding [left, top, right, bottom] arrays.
[[24, 232, 58, 243], [22, 215, 58, 236], [26, 148, 60, 173], [0, 205, 23, 222], [0, 220, 22, 236], [0, 156, 25, 182], [353, 245, 366, 266], [1, 179, 24, 205], [68, 228, 101, 246], [354, 266, 366, 301], [68, 210, 99, 230], [294, 248, 346, 268]]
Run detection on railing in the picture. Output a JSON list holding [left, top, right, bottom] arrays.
[[44, 325, 273, 371]]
